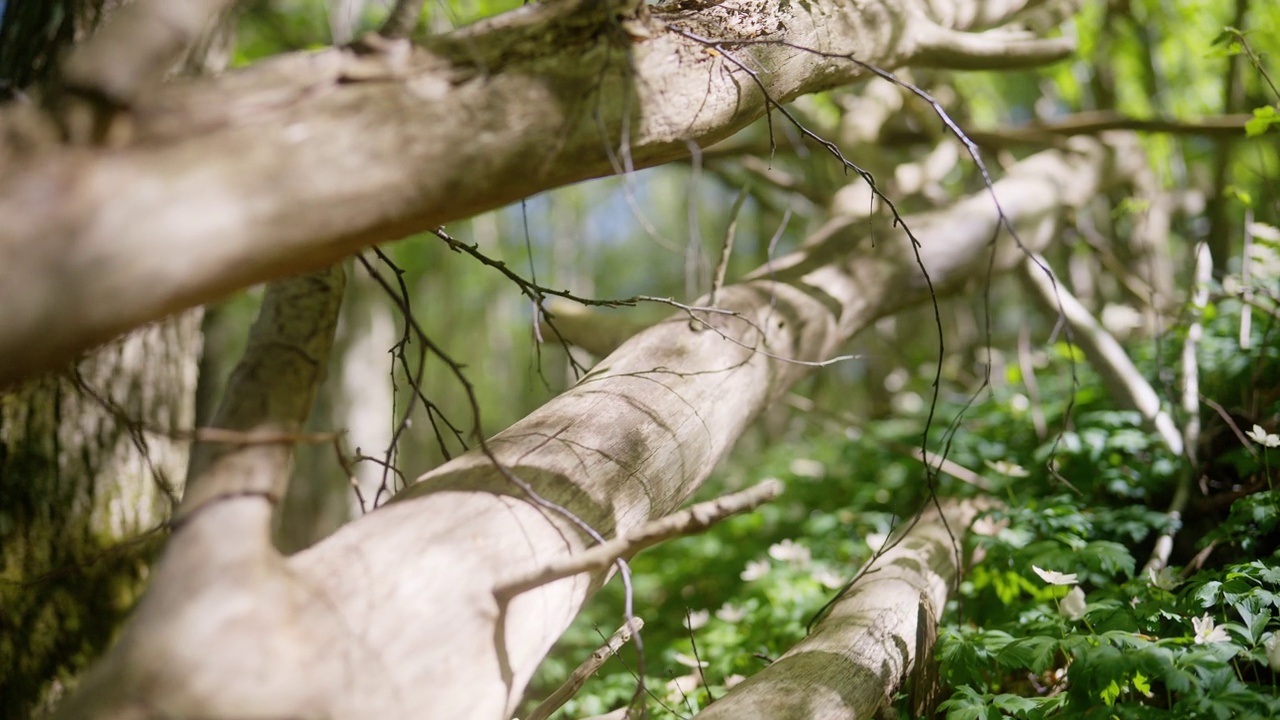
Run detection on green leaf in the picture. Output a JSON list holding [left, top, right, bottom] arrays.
[[1245, 105, 1279, 138], [991, 693, 1040, 716], [1132, 671, 1152, 696], [939, 686, 998, 720], [997, 635, 1060, 673], [1084, 540, 1136, 578], [1197, 580, 1223, 607], [1100, 678, 1122, 706]]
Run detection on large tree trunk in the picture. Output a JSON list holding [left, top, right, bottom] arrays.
[[53, 142, 1107, 719], [0, 0, 1097, 717], [694, 501, 984, 720], [0, 319, 199, 718], [0, 2, 219, 714], [0, 0, 1072, 387]]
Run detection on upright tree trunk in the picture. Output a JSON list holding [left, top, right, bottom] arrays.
[[0, 318, 200, 716], [0, 3, 233, 712]]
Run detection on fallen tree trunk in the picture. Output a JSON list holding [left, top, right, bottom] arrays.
[[0, 0, 1070, 386], [55, 143, 1106, 719], [694, 501, 985, 720]]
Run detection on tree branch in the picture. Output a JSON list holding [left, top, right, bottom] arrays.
[[54, 265, 346, 720], [178, 265, 347, 520], [1144, 242, 1213, 575], [693, 500, 984, 719], [914, 25, 1075, 70], [1018, 254, 1183, 455], [54, 144, 1109, 720], [880, 111, 1258, 148], [526, 619, 644, 720], [57, 0, 241, 136], [496, 479, 782, 600], [0, 0, 1063, 387], [380, 0, 424, 39]]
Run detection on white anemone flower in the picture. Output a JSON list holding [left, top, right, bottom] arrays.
[[1060, 586, 1087, 621], [1192, 615, 1230, 645], [1246, 424, 1280, 448], [740, 559, 770, 582], [1033, 565, 1079, 586], [1265, 634, 1280, 672]]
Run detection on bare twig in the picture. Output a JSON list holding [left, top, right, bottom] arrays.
[[1200, 394, 1260, 460], [538, 299, 651, 357], [902, 444, 993, 492], [706, 186, 750, 310], [1240, 210, 1255, 349], [496, 480, 783, 600], [526, 619, 644, 720]]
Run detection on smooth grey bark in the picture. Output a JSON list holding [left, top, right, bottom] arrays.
[[54, 267, 345, 719], [54, 143, 1108, 719], [693, 501, 983, 720], [0, 0, 1071, 387]]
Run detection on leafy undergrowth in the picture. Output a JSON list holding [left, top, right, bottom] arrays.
[[527, 259, 1280, 718]]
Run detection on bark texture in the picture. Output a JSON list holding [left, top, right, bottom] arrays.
[[0, 317, 199, 717], [0, 0, 1068, 386], [0, 2, 206, 713], [55, 143, 1107, 719], [693, 501, 983, 720], [0, 0, 1095, 716]]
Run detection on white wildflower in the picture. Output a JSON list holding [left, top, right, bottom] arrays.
[[741, 559, 770, 581], [812, 569, 845, 590], [716, 603, 748, 623], [1101, 304, 1144, 338], [789, 458, 825, 479], [683, 609, 709, 631], [768, 539, 811, 566], [1265, 633, 1280, 672], [1033, 565, 1079, 586], [1192, 615, 1230, 645], [986, 459, 1030, 478], [892, 391, 924, 414], [673, 652, 708, 668], [1147, 566, 1181, 591], [1060, 586, 1087, 621], [971, 515, 1008, 537], [665, 673, 702, 700], [1246, 424, 1280, 448]]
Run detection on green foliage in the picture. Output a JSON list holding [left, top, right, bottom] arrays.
[[529, 223, 1280, 719]]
